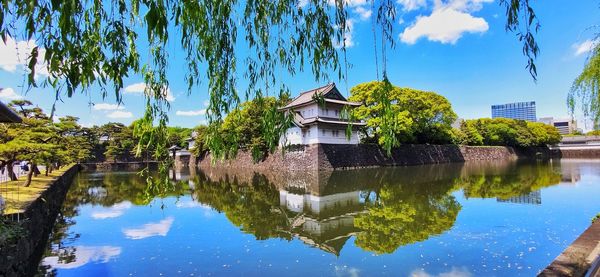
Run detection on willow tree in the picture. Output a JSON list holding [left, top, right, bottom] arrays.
[[568, 34, 600, 128], [0, 0, 540, 157]]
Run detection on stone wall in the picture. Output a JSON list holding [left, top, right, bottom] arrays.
[[556, 149, 600, 159], [0, 164, 80, 277], [80, 161, 159, 171], [197, 144, 554, 171]]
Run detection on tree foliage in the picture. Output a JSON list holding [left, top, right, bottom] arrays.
[[453, 118, 561, 147], [0, 0, 541, 163], [568, 34, 600, 126], [0, 101, 93, 185], [212, 96, 290, 161], [349, 80, 457, 149]]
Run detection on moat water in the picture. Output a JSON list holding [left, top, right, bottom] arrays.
[[37, 159, 600, 276]]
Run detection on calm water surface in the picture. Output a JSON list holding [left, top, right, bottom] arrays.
[[37, 159, 600, 276]]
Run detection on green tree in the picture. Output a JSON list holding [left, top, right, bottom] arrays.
[[0, 0, 540, 160], [0, 101, 58, 186], [215, 96, 290, 161], [454, 118, 560, 147], [102, 123, 136, 162], [349, 81, 457, 146], [190, 125, 209, 157]]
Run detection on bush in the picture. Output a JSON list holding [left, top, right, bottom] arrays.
[[453, 118, 560, 147]]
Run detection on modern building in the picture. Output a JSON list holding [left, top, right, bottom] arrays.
[[278, 83, 365, 146], [491, 101, 536, 121], [538, 117, 578, 135]]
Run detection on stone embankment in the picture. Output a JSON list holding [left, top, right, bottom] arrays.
[[539, 221, 600, 277], [197, 144, 557, 171], [0, 164, 80, 277]]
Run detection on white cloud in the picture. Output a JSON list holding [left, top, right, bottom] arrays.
[[176, 109, 206, 116], [42, 246, 121, 269], [400, 3, 489, 45], [353, 6, 372, 20], [124, 82, 175, 102], [397, 0, 427, 11], [0, 36, 49, 77], [573, 39, 598, 57], [437, 0, 493, 13], [333, 19, 356, 48], [0, 88, 23, 100], [106, 110, 133, 119], [123, 217, 174, 240], [91, 201, 132, 219], [93, 103, 125, 111], [124, 82, 146, 93]]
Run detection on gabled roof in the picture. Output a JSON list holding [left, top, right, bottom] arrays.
[[281, 83, 361, 110], [0, 100, 22, 123]]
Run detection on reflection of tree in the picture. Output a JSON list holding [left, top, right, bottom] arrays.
[[354, 180, 461, 255], [192, 173, 292, 240], [67, 172, 189, 206], [457, 162, 561, 200]]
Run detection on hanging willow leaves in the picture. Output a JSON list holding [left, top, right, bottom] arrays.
[[0, 0, 542, 163], [568, 34, 600, 127]]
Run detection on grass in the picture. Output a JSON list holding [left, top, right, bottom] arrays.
[[0, 165, 73, 215], [594, 213, 600, 223]]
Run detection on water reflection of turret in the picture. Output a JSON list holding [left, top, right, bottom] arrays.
[[194, 163, 467, 255], [278, 186, 363, 255]]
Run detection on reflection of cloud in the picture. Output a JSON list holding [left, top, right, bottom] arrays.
[[91, 201, 132, 219], [123, 217, 174, 239], [42, 246, 121, 269], [176, 201, 216, 217], [335, 266, 360, 277], [411, 267, 472, 277]]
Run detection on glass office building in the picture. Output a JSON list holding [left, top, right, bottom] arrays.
[[491, 101, 536, 122]]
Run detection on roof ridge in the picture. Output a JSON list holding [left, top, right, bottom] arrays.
[[298, 83, 335, 96]]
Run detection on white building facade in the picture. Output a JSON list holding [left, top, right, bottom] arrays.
[[279, 83, 365, 146], [538, 117, 578, 135]]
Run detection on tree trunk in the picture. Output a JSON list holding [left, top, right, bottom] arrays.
[[45, 164, 49, 176], [6, 160, 18, 181], [24, 163, 35, 187], [33, 164, 41, 177]]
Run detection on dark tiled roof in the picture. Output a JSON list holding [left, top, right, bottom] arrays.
[[282, 83, 361, 109]]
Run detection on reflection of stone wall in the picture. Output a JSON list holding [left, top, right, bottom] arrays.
[[80, 162, 159, 171], [197, 144, 548, 171]]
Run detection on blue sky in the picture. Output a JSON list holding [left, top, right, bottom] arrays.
[[0, 0, 598, 129]]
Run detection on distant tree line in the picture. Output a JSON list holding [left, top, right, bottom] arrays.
[[451, 118, 561, 147]]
